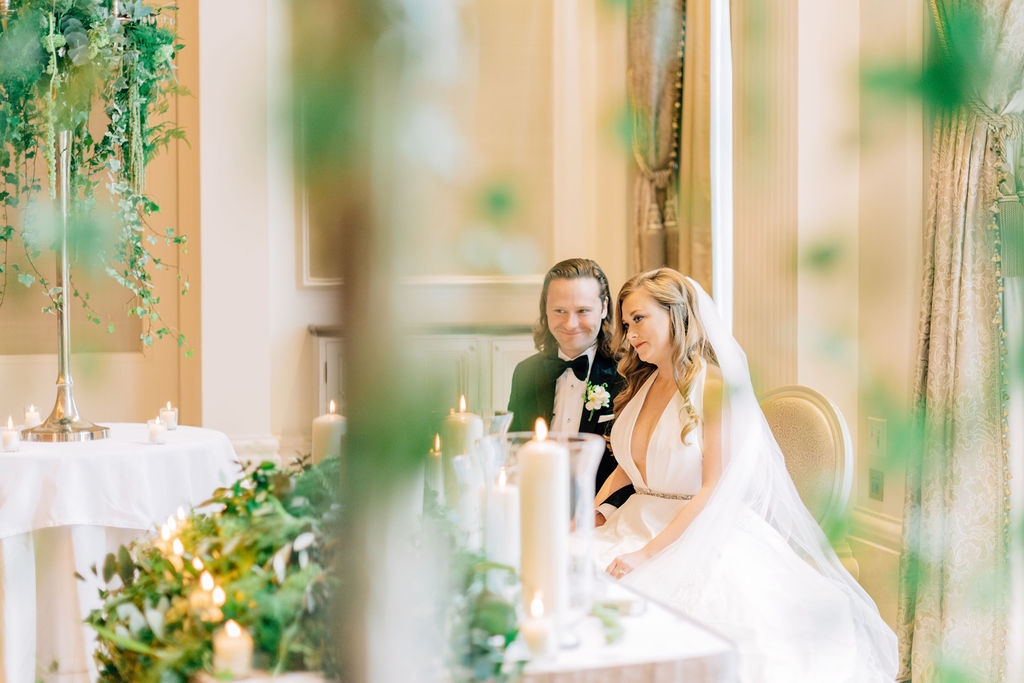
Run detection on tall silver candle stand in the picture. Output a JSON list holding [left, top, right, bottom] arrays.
[[24, 131, 109, 442]]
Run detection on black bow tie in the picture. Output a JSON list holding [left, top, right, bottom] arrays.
[[546, 355, 590, 381]]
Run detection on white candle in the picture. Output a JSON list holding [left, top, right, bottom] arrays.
[[442, 395, 483, 495], [518, 419, 570, 629], [485, 467, 520, 569], [443, 395, 484, 456], [213, 619, 253, 677], [189, 570, 223, 622], [312, 399, 346, 463], [450, 454, 485, 549], [426, 433, 445, 505], [24, 404, 41, 428], [520, 592, 557, 659], [159, 401, 179, 430], [169, 538, 184, 572], [147, 417, 167, 444], [2, 416, 20, 452]]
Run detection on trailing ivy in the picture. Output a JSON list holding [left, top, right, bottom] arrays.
[[0, 0, 188, 348]]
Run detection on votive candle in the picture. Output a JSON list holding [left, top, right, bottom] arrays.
[[24, 404, 41, 428], [520, 592, 557, 659], [212, 619, 253, 677], [2, 416, 20, 452], [159, 401, 179, 430], [147, 417, 167, 444]]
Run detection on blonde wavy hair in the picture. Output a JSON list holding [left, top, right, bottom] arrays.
[[613, 268, 718, 444]]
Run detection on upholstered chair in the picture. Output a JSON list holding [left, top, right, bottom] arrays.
[[758, 385, 859, 579]]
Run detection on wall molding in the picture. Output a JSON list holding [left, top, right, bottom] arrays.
[[229, 435, 282, 466], [849, 505, 903, 552]]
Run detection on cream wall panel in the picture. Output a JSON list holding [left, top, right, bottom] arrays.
[[731, 0, 799, 394]]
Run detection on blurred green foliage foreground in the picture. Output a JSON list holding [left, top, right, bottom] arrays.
[[84, 458, 342, 683]]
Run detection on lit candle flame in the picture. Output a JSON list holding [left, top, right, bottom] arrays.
[[329, 399, 336, 414], [530, 592, 545, 618], [155, 416, 162, 426], [498, 467, 508, 488], [212, 585, 226, 606], [225, 619, 242, 637], [433, 433, 441, 452], [166, 401, 172, 410], [192, 557, 204, 571], [28, 404, 35, 412], [534, 418, 548, 441], [6, 416, 12, 429], [458, 395, 467, 412], [200, 571, 214, 591]]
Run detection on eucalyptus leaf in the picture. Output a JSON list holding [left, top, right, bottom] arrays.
[[293, 531, 315, 552], [117, 546, 134, 586], [144, 604, 166, 640], [102, 553, 117, 584], [114, 602, 147, 636]]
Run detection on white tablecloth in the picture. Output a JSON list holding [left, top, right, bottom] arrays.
[[0, 423, 239, 683], [518, 581, 738, 683]]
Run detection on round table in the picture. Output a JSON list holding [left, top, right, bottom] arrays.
[[0, 423, 239, 683]]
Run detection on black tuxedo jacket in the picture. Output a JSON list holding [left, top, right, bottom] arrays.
[[507, 350, 633, 509]]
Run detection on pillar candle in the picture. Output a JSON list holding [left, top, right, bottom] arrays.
[[312, 399, 346, 463], [443, 395, 483, 456], [24, 404, 41, 428], [213, 619, 253, 677], [159, 401, 179, 430], [485, 467, 520, 569], [2, 416, 20, 452], [518, 419, 569, 628], [442, 395, 483, 494], [425, 433, 445, 506]]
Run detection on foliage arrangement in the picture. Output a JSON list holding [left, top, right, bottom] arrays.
[[420, 494, 525, 682], [0, 0, 187, 346], [84, 457, 341, 683]]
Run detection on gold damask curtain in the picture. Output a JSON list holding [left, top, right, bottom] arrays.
[[896, 2, 1024, 681], [628, 0, 714, 291]]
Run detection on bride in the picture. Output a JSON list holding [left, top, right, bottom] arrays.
[[592, 268, 897, 682]]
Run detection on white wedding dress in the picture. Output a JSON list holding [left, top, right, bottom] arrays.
[[593, 362, 898, 683]]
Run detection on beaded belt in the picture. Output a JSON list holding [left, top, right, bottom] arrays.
[[636, 487, 693, 500]]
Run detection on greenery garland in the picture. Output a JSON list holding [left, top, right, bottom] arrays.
[[0, 0, 187, 348], [85, 458, 342, 683]]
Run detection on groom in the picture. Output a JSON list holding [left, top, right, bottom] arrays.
[[508, 258, 633, 520]]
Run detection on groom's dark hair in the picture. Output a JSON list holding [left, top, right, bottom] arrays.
[[533, 258, 614, 358]]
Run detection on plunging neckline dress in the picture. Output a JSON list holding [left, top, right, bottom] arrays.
[[592, 365, 893, 683]]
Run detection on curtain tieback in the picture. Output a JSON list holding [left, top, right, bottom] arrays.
[[969, 97, 1024, 138]]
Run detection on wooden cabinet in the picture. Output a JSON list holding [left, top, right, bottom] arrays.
[[309, 325, 536, 419]]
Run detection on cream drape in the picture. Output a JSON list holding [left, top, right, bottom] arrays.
[[628, 0, 729, 298], [628, 0, 685, 272], [895, 2, 1024, 681]]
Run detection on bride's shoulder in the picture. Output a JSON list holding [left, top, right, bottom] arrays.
[[700, 361, 724, 409], [701, 358, 723, 385]]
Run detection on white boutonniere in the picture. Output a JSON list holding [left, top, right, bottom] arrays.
[[584, 381, 611, 419]]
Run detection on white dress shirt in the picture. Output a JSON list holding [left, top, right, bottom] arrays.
[[551, 344, 597, 434]]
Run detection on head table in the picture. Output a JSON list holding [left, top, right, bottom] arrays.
[[0, 423, 240, 683]]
